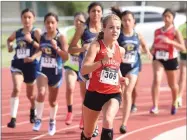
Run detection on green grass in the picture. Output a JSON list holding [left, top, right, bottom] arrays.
[[1, 34, 13, 68], [2, 34, 10, 48], [2, 48, 14, 68], [66, 27, 75, 44], [141, 54, 151, 64]]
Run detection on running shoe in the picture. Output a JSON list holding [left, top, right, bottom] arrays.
[[131, 104, 138, 113], [150, 106, 159, 114], [92, 125, 99, 137], [33, 119, 42, 131], [119, 125, 127, 134], [48, 120, 56, 136], [7, 118, 16, 128], [177, 97, 182, 108], [171, 105, 177, 115], [65, 112, 73, 125]]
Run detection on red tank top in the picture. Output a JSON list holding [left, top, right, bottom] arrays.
[[87, 40, 122, 94], [153, 26, 178, 60]]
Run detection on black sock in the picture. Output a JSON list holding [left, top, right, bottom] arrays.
[[81, 131, 91, 140], [67, 105, 72, 112], [101, 128, 113, 140]]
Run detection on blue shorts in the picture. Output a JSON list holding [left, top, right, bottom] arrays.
[[38, 67, 63, 88], [78, 71, 89, 82], [11, 59, 38, 83], [78, 54, 89, 82], [120, 60, 141, 77]]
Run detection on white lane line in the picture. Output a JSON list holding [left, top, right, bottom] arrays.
[[2, 103, 82, 117], [115, 118, 186, 140], [1, 104, 82, 128], [2, 99, 175, 116], [152, 125, 186, 140], [1, 111, 82, 129], [2, 96, 82, 109], [31, 110, 155, 139], [2, 100, 186, 128], [31, 125, 79, 140], [30, 108, 174, 139]]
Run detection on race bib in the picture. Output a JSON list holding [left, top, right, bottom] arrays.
[[124, 52, 136, 63], [16, 49, 30, 59], [155, 50, 169, 60], [99, 68, 118, 85], [69, 55, 79, 66], [41, 57, 57, 68]]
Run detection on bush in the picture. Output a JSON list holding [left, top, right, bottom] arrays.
[[52, 2, 90, 16]]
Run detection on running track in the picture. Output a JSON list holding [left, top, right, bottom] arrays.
[[1, 64, 186, 140]]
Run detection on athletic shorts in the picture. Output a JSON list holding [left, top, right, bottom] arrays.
[[38, 67, 62, 88], [83, 90, 121, 111], [11, 59, 38, 83], [180, 52, 187, 60], [64, 67, 82, 81], [78, 71, 89, 82], [64, 54, 79, 71], [153, 56, 179, 70], [120, 59, 141, 77]]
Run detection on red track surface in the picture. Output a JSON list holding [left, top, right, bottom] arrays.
[[1, 64, 186, 140]]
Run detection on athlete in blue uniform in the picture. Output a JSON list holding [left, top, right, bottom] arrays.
[[111, 7, 152, 134], [118, 31, 141, 75], [32, 12, 69, 136], [6, 8, 41, 128], [69, 2, 103, 136]]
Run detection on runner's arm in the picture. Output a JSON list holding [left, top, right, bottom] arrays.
[[7, 31, 16, 52], [81, 41, 101, 75]]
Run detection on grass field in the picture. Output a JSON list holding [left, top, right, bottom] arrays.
[[2, 48, 14, 68]]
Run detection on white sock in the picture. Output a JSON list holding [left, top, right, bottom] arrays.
[[10, 97, 19, 118], [35, 101, 44, 120], [50, 104, 58, 120]]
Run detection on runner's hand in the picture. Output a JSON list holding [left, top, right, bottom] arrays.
[[51, 39, 58, 50], [102, 52, 113, 65], [8, 42, 14, 52], [24, 33, 33, 43], [120, 77, 129, 86], [24, 57, 34, 63]]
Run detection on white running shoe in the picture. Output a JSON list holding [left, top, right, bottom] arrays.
[[92, 125, 99, 137], [150, 107, 159, 114], [177, 97, 182, 108], [48, 120, 56, 136], [33, 119, 42, 131]]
